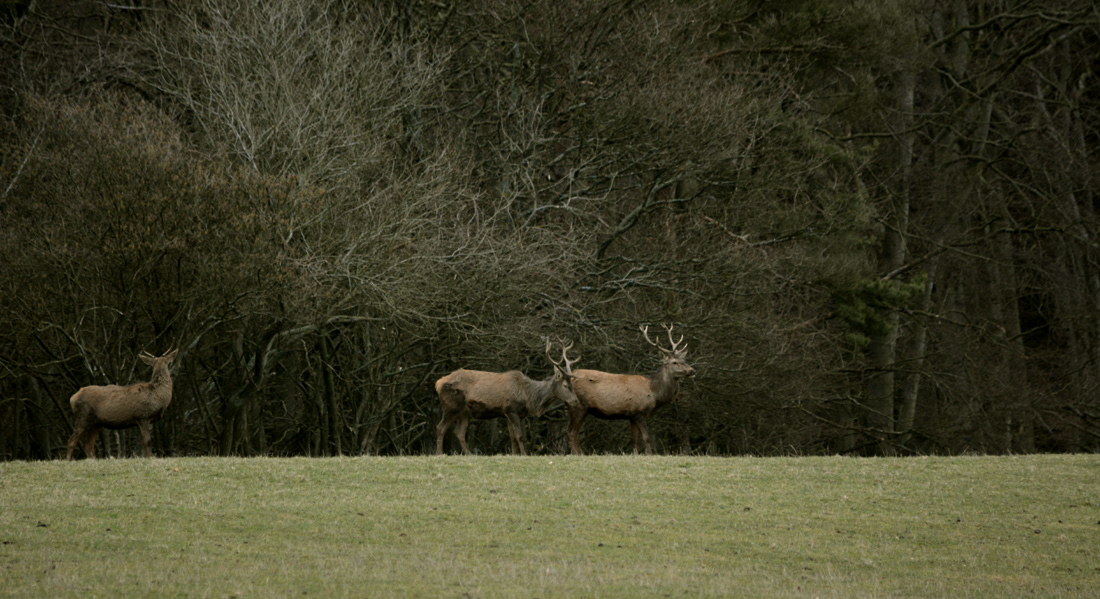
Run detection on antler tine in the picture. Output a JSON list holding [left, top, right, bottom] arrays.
[[546, 337, 563, 366], [664, 324, 687, 355], [640, 324, 660, 348], [560, 339, 579, 373]]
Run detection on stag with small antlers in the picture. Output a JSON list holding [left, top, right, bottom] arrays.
[[434, 340, 579, 455], [563, 324, 695, 455], [66, 348, 179, 459]]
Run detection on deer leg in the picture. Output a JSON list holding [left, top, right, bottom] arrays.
[[566, 406, 586, 455], [138, 420, 154, 458], [67, 408, 93, 460], [632, 416, 652, 455], [66, 426, 85, 460], [453, 412, 471, 455], [81, 425, 101, 459], [505, 413, 526, 456], [436, 410, 458, 455]]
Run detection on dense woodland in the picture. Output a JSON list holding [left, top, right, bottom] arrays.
[[1, 0, 1098, 459]]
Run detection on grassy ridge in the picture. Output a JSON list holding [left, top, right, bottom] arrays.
[[1, 455, 1097, 598]]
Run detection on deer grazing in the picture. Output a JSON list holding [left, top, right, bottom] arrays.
[[563, 325, 695, 455], [435, 340, 579, 455], [66, 349, 179, 459]]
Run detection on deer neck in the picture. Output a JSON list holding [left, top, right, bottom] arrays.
[[649, 366, 680, 407], [526, 375, 558, 416], [150, 366, 173, 390]]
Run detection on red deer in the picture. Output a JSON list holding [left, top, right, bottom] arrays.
[[564, 325, 695, 455], [66, 349, 179, 459], [435, 340, 579, 455]]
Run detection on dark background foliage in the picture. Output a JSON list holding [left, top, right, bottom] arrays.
[[1, 0, 1098, 458]]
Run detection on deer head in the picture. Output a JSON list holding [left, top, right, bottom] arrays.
[[139, 348, 178, 385], [546, 337, 581, 392], [641, 324, 695, 378]]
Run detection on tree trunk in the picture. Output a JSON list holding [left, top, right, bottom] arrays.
[[320, 333, 342, 457], [897, 257, 938, 449], [864, 66, 918, 454]]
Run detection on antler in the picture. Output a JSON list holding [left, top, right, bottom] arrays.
[[640, 324, 668, 355], [664, 324, 687, 356], [640, 324, 688, 357], [546, 337, 580, 374]]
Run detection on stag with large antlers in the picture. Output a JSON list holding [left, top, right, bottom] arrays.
[[434, 340, 579, 455], [563, 325, 695, 455], [66, 349, 179, 459]]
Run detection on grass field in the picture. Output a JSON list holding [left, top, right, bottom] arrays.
[[1, 454, 1097, 598]]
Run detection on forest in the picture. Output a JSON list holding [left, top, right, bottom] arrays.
[[1, 0, 1098, 459]]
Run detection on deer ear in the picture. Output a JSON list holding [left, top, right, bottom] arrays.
[[165, 348, 179, 363], [140, 353, 155, 366]]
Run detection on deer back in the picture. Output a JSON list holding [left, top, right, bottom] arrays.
[[437, 369, 533, 412], [71, 381, 171, 426]]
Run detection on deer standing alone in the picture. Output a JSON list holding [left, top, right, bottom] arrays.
[[435, 340, 579, 455], [66, 349, 179, 459], [563, 325, 695, 455]]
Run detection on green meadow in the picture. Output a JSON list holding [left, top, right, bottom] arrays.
[[1, 455, 1097, 598]]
